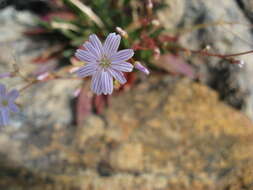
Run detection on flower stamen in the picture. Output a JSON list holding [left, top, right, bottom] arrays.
[[99, 56, 111, 68], [1, 99, 8, 107]]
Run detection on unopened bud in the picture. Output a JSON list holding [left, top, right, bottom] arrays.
[[205, 45, 211, 50], [73, 88, 81, 97], [151, 19, 160, 27], [232, 60, 245, 68], [69, 66, 81, 74], [114, 80, 121, 89], [116, 27, 128, 38], [154, 48, 161, 60], [37, 72, 49, 81], [134, 61, 150, 75], [238, 60, 245, 68], [147, 0, 153, 10]]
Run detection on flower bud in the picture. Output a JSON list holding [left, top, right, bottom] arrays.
[[69, 66, 81, 74], [116, 27, 128, 38], [37, 72, 49, 81], [238, 60, 245, 68], [154, 47, 161, 60], [73, 88, 81, 97], [134, 62, 150, 75]]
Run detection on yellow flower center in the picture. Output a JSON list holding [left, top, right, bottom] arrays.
[[1, 99, 8, 107], [99, 56, 111, 68]]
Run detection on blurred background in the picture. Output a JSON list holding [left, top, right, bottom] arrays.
[[0, 0, 253, 189]]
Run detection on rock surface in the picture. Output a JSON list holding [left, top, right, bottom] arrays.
[[158, 0, 253, 118], [0, 7, 81, 128], [237, 0, 253, 21], [0, 76, 253, 190], [0, 3, 253, 190]]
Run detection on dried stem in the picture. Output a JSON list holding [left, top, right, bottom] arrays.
[[19, 80, 38, 93], [18, 74, 81, 94]]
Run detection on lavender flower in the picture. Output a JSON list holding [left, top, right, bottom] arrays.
[[134, 62, 150, 75], [0, 84, 19, 126], [75, 33, 134, 95], [0, 72, 12, 79]]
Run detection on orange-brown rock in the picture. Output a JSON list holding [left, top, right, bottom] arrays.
[[0, 77, 253, 190]]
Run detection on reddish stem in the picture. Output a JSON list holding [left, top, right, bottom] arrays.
[[181, 47, 253, 59]]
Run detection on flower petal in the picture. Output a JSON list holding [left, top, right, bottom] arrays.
[[75, 63, 98, 78], [89, 34, 103, 57], [103, 33, 121, 57], [75, 49, 97, 63], [0, 84, 6, 96], [8, 103, 19, 113], [110, 49, 134, 62], [91, 70, 113, 95], [108, 69, 127, 84], [8, 90, 19, 101], [101, 70, 113, 95], [91, 71, 102, 95], [111, 62, 133, 72], [0, 107, 10, 126], [83, 41, 101, 59]]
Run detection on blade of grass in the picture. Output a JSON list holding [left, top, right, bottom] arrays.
[[68, 0, 105, 28]]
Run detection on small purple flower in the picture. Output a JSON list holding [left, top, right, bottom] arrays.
[[134, 62, 150, 75], [0, 84, 19, 126], [75, 33, 134, 95], [0, 72, 12, 79]]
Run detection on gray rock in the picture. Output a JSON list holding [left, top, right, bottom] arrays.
[[0, 7, 81, 128], [159, 0, 253, 118], [0, 3, 253, 190], [236, 0, 253, 21]]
